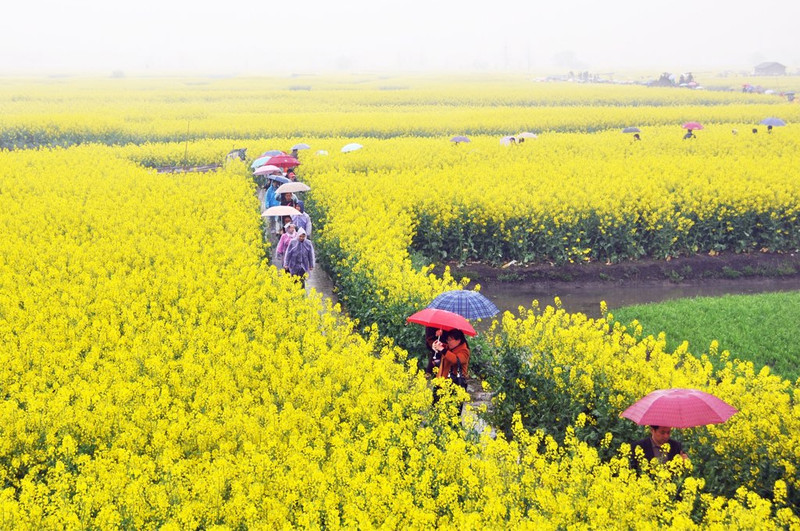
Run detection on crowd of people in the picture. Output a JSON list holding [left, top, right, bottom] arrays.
[[258, 152, 693, 474], [260, 161, 316, 288]]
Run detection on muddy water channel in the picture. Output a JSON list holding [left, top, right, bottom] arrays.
[[479, 277, 800, 319]]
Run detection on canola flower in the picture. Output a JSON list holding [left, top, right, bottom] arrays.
[[3, 77, 800, 526], [485, 302, 800, 508], [2, 76, 799, 148], [1, 146, 797, 528]]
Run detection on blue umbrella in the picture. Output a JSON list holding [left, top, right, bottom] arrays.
[[268, 175, 289, 184], [760, 117, 786, 127], [251, 156, 271, 168], [450, 135, 470, 143], [622, 126, 641, 133], [427, 290, 499, 319]]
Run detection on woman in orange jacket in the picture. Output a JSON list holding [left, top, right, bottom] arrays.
[[431, 329, 470, 415], [435, 329, 470, 386]]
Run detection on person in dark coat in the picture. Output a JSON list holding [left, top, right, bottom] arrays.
[[630, 425, 688, 470]]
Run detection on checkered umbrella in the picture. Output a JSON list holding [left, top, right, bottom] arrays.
[[427, 290, 499, 320]]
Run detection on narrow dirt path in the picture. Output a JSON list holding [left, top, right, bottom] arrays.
[[258, 186, 338, 306], [258, 187, 488, 433]]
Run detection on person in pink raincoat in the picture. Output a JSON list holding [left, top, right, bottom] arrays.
[[276, 222, 297, 260]]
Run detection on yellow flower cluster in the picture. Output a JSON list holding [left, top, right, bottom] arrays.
[[2, 76, 800, 526], [2, 76, 799, 147], [491, 303, 800, 508], [301, 128, 800, 265], [2, 145, 795, 527]]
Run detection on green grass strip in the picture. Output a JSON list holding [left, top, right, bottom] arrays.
[[612, 291, 800, 382]]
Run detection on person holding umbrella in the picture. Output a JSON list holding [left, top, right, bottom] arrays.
[[435, 329, 470, 385], [621, 388, 737, 471], [424, 326, 442, 376], [431, 328, 471, 415], [630, 426, 688, 470]]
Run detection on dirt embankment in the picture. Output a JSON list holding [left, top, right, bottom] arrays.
[[436, 251, 800, 286]]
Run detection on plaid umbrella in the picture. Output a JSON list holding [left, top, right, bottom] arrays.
[[427, 290, 499, 320], [621, 388, 737, 429]]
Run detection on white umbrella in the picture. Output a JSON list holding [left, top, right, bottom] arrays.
[[500, 136, 516, 145], [253, 164, 283, 176], [262, 206, 300, 217], [341, 143, 363, 153], [517, 132, 538, 139], [292, 143, 311, 150], [275, 182, 311, 194]]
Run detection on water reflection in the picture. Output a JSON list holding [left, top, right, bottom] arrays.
[[479, 277, 800, 319]]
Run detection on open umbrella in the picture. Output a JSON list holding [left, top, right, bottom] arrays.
[[267, 175, 290, 184], [253, 164, 283, 176], [251, 156, 272, 169], [500, 136, 516, 145], [261, 205, 301, 217], [275, 182, 311, 194], [682, 122, 704, 130], [406, 308, 477, 337], [316, 150, 329, 156], [292, 143, 311, 150], [341, 143, 363, 153], [267, 155, 301, 169], [427, 290, 499, 320], [759, 117, 786, 127], [450, 135, 470, 143], [517, 132, 537, 139], [621, 388, 737, 429], [622, 126, 641, 133], [261, 149, 285, 157]]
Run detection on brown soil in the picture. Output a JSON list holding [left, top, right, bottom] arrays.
[[436, 251, 800, 286]]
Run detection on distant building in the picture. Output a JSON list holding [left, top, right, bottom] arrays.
[[753, 62, 786, 76]]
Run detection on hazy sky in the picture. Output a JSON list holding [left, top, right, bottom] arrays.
[[2, 0, 798, 75]]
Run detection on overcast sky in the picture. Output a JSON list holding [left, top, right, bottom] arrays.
[[2, 0, 798, 76]]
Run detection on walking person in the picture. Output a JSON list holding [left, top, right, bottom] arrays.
[[630, 425, 689, 471], [264, 176, 282, 237], [292, 200, 312, 237], [431, 329, 471, 416], [276, 222, 298, 260], [283, 227, 315, 288]]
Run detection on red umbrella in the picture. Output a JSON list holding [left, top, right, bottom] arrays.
[[406, 308, 477, 336], [682, 121, 704, 130], [267, 155, 301, 169], [621, 388, 737, 429]]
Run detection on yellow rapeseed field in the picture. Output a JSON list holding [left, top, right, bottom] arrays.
[[1, 76, 799, 527]]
